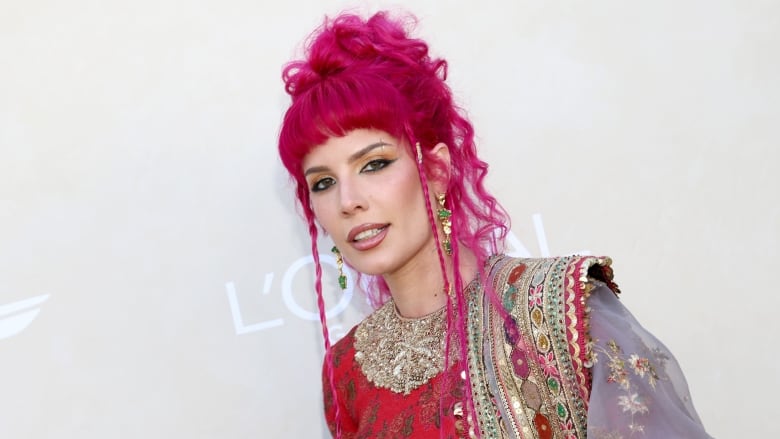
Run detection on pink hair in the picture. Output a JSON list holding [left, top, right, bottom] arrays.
[[278, 11, 510, 438]]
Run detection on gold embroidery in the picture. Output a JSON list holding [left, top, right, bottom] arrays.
[[472, 256, 610, 439], [354, 300, 448, 394], [531, 308, 543, 326], [564, 260, 588, 401], [537, 333, 550, 352]]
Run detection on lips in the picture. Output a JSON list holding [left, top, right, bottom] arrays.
[[347, 223, 389, 251]]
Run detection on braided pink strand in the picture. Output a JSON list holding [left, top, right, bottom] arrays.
[[449, 214, 481, 437], [412, 138, 482, 439], [411, 140, 450, 439], [305, 215, 343, 439]]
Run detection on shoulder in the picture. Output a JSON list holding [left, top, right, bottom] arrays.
[[322, 325, 358, 409], [486, 254, 620, 298], [322, 326, 361, 434], [469, 255, 622, 423], [483, 255, 620, 399], [329, 325, 358, 372]]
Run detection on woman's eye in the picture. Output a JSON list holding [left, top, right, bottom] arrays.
[[311, 177, 335, 192], [362, 159, 393, 173]]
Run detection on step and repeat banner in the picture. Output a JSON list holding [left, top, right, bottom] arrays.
[[2, 1, 777, 437]]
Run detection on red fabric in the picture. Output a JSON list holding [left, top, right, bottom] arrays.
[[565, 258, 597, 405], [323, 327, 467, 439]]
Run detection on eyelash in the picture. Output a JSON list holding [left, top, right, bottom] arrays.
[[362, 158, 393, 173], [310, 158, 395, 193], [310, 177, 335, 192]]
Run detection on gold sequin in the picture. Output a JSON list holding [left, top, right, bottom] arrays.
[[531, 308, 544, 326], [537, 333, 550, 352]]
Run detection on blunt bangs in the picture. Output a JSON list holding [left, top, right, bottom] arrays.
[[279, 72, 409, 176]]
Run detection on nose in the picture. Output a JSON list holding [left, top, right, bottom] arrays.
[[338, 177, 366, 215]]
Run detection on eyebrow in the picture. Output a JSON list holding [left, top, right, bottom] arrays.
[[304, 141, 392, 176]]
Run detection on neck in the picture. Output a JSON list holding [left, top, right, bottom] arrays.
[[384, 246, 478, 318]]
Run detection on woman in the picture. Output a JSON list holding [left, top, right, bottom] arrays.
[[278, 11, 711, 439]]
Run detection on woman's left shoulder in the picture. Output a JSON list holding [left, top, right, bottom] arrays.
[[487, 254, 620, 298]]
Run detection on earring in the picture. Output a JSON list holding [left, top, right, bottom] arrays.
[[418, 143, 452, 256], [437, 193, 452, 255], [331, 246, 347, 290]]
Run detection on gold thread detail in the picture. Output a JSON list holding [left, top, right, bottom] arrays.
[[354, 300, 447, 394]]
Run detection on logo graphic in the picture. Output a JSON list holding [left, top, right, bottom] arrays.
[[0, 294, 50, 340], [226, 214, 589, 338], [226, 253, 354, 336]]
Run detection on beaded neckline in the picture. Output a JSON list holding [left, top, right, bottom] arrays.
[[353, 300, 447, 394]]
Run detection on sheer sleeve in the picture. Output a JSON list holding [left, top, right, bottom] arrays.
[[586, 283, 713, 438]]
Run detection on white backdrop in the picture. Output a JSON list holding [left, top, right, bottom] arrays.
[[2, 1, 777, 437]]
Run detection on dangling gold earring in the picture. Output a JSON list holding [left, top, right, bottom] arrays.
[[418, 142, 452, 256], [437, 193, 452, 255], [331, 246, 347, 290]]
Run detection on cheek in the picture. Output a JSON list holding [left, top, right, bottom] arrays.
[[310, 199, 337, 235], [396, 168, 425, 205]]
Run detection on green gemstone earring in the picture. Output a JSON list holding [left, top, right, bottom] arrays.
[[437, 193, 452, 255], [331, 246, 347, 290]]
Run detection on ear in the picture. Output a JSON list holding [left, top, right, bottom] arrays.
[[428, 142, 451, 194]]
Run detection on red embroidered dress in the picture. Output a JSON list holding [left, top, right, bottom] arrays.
[[325, 326, 467, 438], [323, 256, 711, 438]]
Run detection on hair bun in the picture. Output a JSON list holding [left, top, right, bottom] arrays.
[[283, 12, 434, 97]]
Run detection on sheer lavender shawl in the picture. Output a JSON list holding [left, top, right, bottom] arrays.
[[587, 283, 713, 438]]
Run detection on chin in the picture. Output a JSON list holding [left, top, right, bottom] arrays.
[[349, 256, 398, 278], [353, 265, 391, 277]]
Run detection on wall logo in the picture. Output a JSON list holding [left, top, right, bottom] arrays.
[[225, 253, 354, 337], [0, 294, 50, 340], [226, 214, 589, 338]]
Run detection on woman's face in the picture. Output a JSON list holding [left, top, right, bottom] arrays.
[[302, 129, 436, 277]]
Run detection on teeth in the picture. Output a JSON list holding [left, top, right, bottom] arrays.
[[354, 228, 383, 241]]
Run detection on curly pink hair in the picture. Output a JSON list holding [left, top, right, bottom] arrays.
[[278, 11, 510, 438]]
